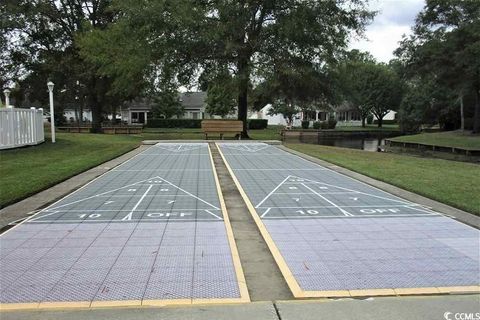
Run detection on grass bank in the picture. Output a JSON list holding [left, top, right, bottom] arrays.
[[390, 131, 480, 150], [285, 143, 480, 216], [0, 133, 142, 207]]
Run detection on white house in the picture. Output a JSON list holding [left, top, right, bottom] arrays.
[[249, 103, 396, 127]]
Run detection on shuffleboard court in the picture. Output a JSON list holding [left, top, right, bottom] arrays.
[[218, 142, 480, 297], [0, 143, 248, 310]]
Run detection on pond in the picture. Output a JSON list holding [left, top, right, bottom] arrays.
[[284, 135, 392, 152]]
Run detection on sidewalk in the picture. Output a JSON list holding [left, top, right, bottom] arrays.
[[3, 295, 479, 320]]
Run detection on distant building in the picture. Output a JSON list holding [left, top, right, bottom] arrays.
[[121, 92, 208, 125], [63, 92, 209, 125], [249, 102, 396, 126]]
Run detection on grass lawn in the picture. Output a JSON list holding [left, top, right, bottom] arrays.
[[390, 130, 480, 150], [285, 143, 480, 216], [0, 133, 142, 207]]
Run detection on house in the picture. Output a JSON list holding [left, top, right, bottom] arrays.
[[249, 102, 395, 126], [121, 92, 208, 125], [63, 92, 209, 125]]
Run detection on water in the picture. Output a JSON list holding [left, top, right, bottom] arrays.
[[287, 135, 387, 152], [315, 137, 386, 152]]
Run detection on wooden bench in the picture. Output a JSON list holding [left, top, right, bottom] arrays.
[[201, 120, 243, 140]]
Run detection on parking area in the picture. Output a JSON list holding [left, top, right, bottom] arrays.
[[0, 143, 248, 309], [218, 142, 480, 297]]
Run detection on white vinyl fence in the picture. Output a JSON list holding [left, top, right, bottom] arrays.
[[0, 108, 45, 150]]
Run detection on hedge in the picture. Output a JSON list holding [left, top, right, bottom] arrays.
[[373, 119, 397, 125], [146, 119, 202, 128], [248, 119, 268, 129], [145, 118, 268, 129]]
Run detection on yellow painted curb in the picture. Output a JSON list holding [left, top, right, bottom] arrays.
[[38, 301, 91, 309], [349, 289, 396, 297], [437, 286, 480, 294], [394, 287, 440, 295], [90, 300, 142, 308], [0, 302, 40, 311], [141, 299, 192, 307], [216, 143, 304, 298], [208, 144, 251, 303]]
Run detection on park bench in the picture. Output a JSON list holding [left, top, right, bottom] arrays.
[[201, 120, 243, 140]]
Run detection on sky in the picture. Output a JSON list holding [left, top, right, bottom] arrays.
[[349, 0, 425, 63]]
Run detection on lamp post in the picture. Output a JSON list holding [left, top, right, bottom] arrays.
[[3, 88, 11, 108], [47, 81, 56, 143]]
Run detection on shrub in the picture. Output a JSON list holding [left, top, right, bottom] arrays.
[[301, 120, 310, 129], [366, 114, 374, 124], [327, 116, 337, 129], [247, 119, 268, 129], [312, 121, 321, 129], [463, 117, 474, 130], [320, 121, 329, 129], [146, 119, 202, 128], [373, 119, 397, 125]]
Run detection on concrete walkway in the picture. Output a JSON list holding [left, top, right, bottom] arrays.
[[3, 295, 479, 320]]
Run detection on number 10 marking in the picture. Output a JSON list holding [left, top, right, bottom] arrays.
[[296, 210, 319, 215]]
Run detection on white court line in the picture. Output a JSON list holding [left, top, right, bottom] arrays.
[[291, 175, 413, 205], [121, 184, 153, 221], [112, 169, 212, 172], [26, 211, 59, 222], [220, 144, 271, 153], [281, 148, 434, 208], [302, 183, 354, 217], [137, 153, 209, 156], [263, 213, 436, 219], [28, 218, 221, 223], [260, 208, 272, 218], [43, 208, 221, 212], [255, 175, 292, 208], [273, 192, 355, 195], [255, 204, 427, 209], [406, 205, 439, 215], [48, 175, 220, 211], [19, 146, 154, 223], [204, 209, 223, 220], [95, 194, 195, 198], [160, 178, 220, 210], [48, 177, 158, 210], [234, 168, 328, 171]]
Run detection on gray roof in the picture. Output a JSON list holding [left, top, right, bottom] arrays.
[[179, 92, 207, 109]]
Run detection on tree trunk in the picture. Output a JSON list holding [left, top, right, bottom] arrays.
[[460, 94, 464, 131], [474, 88, 480, 134], [87, 77, 103, 133], [377, 116, 383, 128], [361, 116, 366, 127], [236, 57, 250, 138]]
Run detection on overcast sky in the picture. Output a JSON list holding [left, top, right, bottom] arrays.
[[349, 0, 425, 63]]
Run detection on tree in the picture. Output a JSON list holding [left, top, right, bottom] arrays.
[[395, 0, 480, 133], [151, 90, 183, 119], [80, 0, 374, 137], [204, 71, 237, 118], [3, 0, 117, 132], [267, 100, 299, 127]]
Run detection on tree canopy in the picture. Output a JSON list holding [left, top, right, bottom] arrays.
[[395, 0, 480, 132], [78, 0, 374, 136], [2, 0, 118, 131]]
